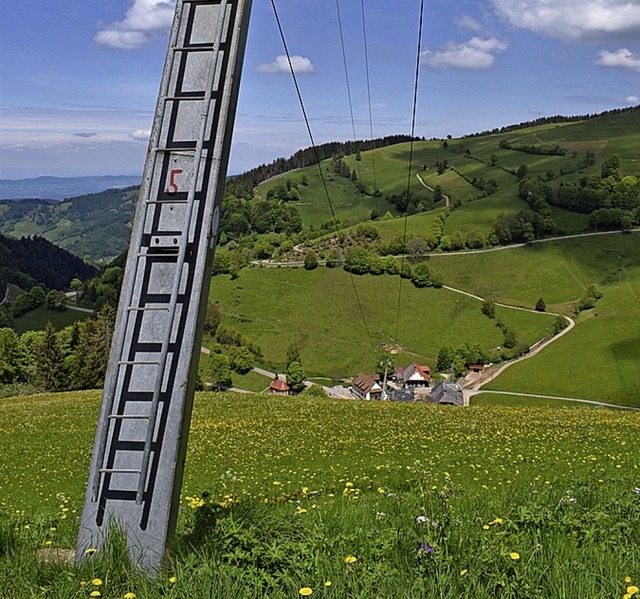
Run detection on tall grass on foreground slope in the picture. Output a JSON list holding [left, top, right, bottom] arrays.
[[0, 391, 638, 598]]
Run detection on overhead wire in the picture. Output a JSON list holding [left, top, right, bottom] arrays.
[[360, 0, 378, 210], [394, 0, 426, 342], [335, 0, 366, 221], [268, 0, 376, 347]]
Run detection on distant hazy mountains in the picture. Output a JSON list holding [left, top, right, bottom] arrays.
[[0, 175, 141, 201]]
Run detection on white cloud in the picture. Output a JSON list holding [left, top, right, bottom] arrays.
[[626, 95, 639, 104], [96, 0, 175, 50], [455, 14, 482, 32], [492, 0, 640, 42], [130, 129, 151, 141], [421, 37, 508, 70], [597, 48, 640, 72], [256, 55, 315, 74]]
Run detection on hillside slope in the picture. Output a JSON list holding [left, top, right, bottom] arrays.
[[0, 233, 97, 291]]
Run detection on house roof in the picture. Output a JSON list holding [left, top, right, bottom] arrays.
[[270, 379, 290, 392], [402, 362, 431, 382], [431, 380, 464, 406], [352, 372, 382, 395]]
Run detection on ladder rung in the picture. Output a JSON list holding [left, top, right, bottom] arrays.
[[145, 200, 189, 205], [127, 306, 171, 312], [118, 360, 160, 366], [99, 468, 141, 475], [108, 414, 150, 420], [174, 45, 215, 52], [137, 251, 180, 259], [154, 148, 196, 155], [164, 94, 206, 101]]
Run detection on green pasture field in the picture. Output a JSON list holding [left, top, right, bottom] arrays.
[[208, 267, 553, 378], [255, 112, 640, 238], [549, 206, 591, 233], [430, 233, 640, 405], [443, 191, 528, 237], [430, 233, 640, 309], [483, 282, 640, 406], [344, 142, 447, 198], [367, 210, 443, 243], [230, 368, 272, 393], [469, 392, 597, 409], [13, 305, 93, 335], [255, 164, 397, 229], [0, 391, 638, 598], [419, 168, 478, 203]]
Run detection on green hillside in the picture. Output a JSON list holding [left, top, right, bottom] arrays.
[[253, 108, 640, 246], [208, 266, 555, 378], [1, 391, 638, 597], [2, 108, 640, 264], [428, 233, 640, 405], [0, 187, 138, 262], [206, 231, 639, 405]]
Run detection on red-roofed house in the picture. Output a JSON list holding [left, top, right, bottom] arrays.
[[269, 378, 291, 395], [401, 363, 431, 388]]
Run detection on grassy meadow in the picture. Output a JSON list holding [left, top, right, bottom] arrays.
[[207, 266, 554, 378], [0, 391, 638, 598], [13, 304, 93, 335], [430, 233, 640, 405]]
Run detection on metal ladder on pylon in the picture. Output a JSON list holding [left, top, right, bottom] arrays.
[[77, 0, 253, 572]]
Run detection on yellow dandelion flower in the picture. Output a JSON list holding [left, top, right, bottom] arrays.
[[299, 587, 313, 596], [625, 577, 632, 583], [482, 525, 490, 530], [344, 555, 357, 564], [90, 592, 101, 598], [169, 576, 177, 584], [624, 594, 631, 599], [460, 569, 468, 576], [124, 593, 136, 599], [627, 586, 639, 595], [84, 548, 97, 555], [324, 581, 332, 587], [92, 578, 103, 586], [80, 581, 87, 588], [509, 552, 520, 561]]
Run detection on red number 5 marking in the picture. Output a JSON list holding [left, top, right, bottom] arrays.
[[165, 169, 183, 195]]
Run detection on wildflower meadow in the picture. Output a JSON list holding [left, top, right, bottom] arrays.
[[0, 391, 638, 598]]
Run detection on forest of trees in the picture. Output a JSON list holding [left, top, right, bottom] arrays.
[[0, 233, 97, 291], [0, 306, 115, 393]]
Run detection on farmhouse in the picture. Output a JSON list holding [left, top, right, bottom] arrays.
[[351, 373, 383, 400], [468, 363, 485, 374], [400, 363, 431, 388], [430, 380, 464, 406]]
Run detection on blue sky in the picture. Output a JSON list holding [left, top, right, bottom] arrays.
[[2, 0, 640, 179]]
